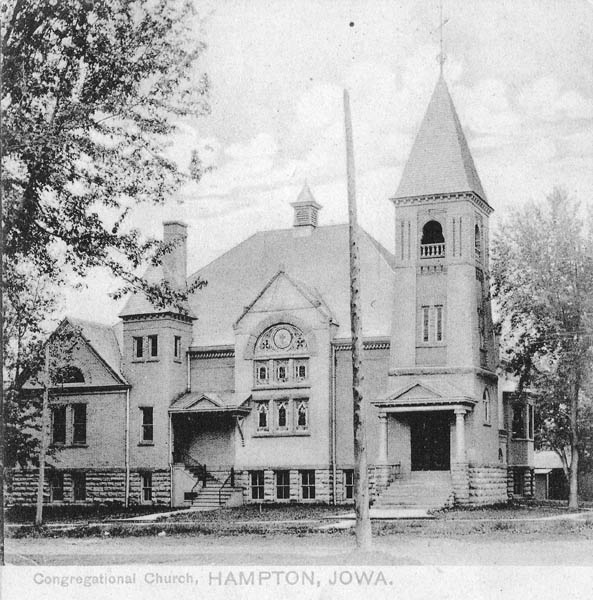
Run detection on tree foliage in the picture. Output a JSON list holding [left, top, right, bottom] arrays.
[[1, 0, 208, 303], [492, 188, 593, 506], [1, 0, 209, 468]]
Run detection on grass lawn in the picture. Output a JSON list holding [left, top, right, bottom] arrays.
[[159, 503, 352, 522], [4, 503, 183, 524]]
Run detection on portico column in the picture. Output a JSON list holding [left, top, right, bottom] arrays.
[[377, 412, 388, 464], [454, 408, 467, 464]]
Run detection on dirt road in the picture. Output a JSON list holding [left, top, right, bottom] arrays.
[[7, 533, 593, 566]]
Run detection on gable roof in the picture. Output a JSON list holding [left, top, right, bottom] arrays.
[[187, 224, 396, 346], [234, 269, 335, 328], [65, 317, 127, 384], [394, 75, 488, 203], [169, 391, 251, 413]]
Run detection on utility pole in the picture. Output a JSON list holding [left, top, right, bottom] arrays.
[[343, 89, 372, 550], [35, 344, 50, 526]]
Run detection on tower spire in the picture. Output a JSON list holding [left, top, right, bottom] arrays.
[[434, 0, 449, 75]]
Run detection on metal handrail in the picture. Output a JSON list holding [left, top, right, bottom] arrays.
[[218, 467, 235, 507]]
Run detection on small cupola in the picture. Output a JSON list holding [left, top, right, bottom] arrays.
[[291, 182, 322, 234]]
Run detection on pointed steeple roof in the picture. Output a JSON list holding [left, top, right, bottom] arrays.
[[394, 75, 487, 202]]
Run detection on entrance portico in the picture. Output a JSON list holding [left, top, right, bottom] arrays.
[[372, 380, 475, 504]]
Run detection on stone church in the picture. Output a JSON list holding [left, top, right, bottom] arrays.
[[11, 75, 535, 509]]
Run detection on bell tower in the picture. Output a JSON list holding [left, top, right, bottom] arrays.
[[390, 74, 496, 378], [380, 74, 505, 505]]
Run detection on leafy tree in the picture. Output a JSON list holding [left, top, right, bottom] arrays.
[[1, 0, 209, 461], [492, 188, 593, 508], [1, 0, 208, 304]]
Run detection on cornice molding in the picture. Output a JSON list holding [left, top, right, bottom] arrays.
[[390, 191, 494, 216]]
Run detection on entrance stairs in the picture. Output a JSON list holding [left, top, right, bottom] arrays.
[[183, 469, 242, 510], [374, 471, 454, 511]]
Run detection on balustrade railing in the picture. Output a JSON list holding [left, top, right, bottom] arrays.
[[420, 242, 445, 258]]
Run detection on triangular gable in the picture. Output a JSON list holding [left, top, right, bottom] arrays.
[[60, 318, 128, 385], [185, 393, 224, 410], [24, 318, 128, 389], [388, 381, 444, 402], [234, 269, 333, 327]]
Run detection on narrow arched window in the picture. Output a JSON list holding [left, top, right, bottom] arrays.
[[277, 401, 288, 429], [475, 224, 482, 259], [296, 400, 308, 430], [257, 402, 269, 430], [420, 220, 445, 258], [483, 388, 491, 424]]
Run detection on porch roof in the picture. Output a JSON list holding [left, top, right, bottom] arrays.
[[372, 379, 475, 411], [169, 391, 252, 415]]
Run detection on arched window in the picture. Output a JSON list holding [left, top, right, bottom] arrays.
[[253, 324, 311, 435], [296, 400, 309, 430], [483, 388, 491, 424], [257, 402, 269, 431], [253, 324, 309, 387], [475, 224, 482, 259], [277, 401, 288, 429], [55, 365, 85, 384], [420, 220, 445, 258]]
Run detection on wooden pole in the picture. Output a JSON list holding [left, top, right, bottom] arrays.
[[35, 345, 50, 526], [344, 89, 372, 550]]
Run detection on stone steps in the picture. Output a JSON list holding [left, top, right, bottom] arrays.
[[375, 471, 453, 510]]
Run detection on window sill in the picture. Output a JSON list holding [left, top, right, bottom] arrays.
[[253, 383, 311, 391], [253, 431, 310, 438], [174, 359, 182, 364], [511, 437, 533, 442], [138, 442, 155, 446], [416, 343, 446, 348], [483, 423, 492, 427], [131, 358, 160, 363]]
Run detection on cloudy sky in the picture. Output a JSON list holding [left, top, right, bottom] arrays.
[[64, 0, 593, 324]]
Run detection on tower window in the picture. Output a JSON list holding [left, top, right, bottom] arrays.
[[420, 305, 445, 343], [483, 388, 491, 425], [435, 305, 443, 342], [174, 336, 181, 359], [422, 306, 430, 342], [148, 335, 158, 357], [52, 406, 67, 445], [140, 407, 154, 442], [420, 220, 445, 258], [133, 336, 143, 358], [475, 224, 482, 259], [512, 404, 526, 439]]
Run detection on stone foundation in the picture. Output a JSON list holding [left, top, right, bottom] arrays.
[[507, 466, 535, 498], [128, 469, 170, 506], [7, 468, 170, 506], [468, 464, 508, 505], [451, 462, 470, 504]]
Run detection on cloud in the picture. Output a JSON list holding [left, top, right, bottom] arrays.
[[225, 133, 278, 160], [517, 76, 593, 121]]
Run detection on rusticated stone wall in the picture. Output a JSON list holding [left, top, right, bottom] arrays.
[[128, 469, 170, 505], [451, 462, 470, 504], [468, 464, 508, 505], [7, 468, 127, 505]]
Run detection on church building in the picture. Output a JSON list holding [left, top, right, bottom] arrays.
[[10, 75, 535, 509]]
